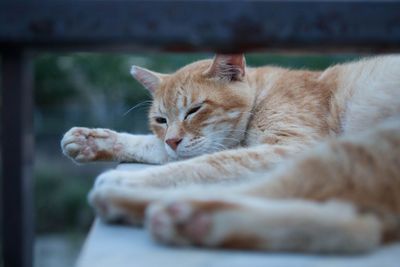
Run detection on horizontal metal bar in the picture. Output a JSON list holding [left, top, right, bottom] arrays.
[[0, 1, 400, 52]]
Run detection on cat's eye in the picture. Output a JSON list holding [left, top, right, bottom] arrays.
[[155, 117, 167, 124], [185, 105, 202, 119]]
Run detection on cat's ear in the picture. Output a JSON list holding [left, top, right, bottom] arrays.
[[205, 54, 246, 81], [130, 66, 165, 94]]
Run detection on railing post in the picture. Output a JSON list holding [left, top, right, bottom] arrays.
[[1, 48, 34, 267]]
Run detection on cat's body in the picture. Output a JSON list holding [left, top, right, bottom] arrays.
[[61, 55, 400, 253]]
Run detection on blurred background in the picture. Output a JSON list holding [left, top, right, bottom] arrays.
[[24, 52, 356, 266]]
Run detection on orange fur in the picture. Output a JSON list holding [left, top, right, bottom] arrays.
[[62, 54, 400, 253]]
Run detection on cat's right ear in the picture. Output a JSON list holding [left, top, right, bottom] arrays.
[[130, 66, 165, 94], [205, 54, 246, 82]]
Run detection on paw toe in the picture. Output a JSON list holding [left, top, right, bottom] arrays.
[[146, 203, 176, 243], [63, 143, 81, 157], [184, 212, 211, 243], [166, 201, 193, 223], [61, 127, 109, 162], [146, 200, 213, 246]]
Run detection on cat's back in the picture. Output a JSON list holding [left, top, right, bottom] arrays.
[[246, 56, 400, 146], [246, 66, 335, 146], [336, 55, 400, 134]]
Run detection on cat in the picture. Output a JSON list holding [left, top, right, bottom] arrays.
[[61, 54, 400, 253]]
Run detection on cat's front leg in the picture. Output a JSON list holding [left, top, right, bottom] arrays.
[[92, 142, 302, 188], [61, 127, 169, 164], [93, 164, 187, 189]]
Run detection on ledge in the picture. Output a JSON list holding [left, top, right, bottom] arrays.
[[76, 164, 400, 267]]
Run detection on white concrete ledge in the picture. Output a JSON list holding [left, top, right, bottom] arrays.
[[77, 163, 400, 267]]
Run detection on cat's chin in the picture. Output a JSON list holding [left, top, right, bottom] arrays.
[[165, 147, 195, 160], [163, 144, 189, 159], [175, 152, 202, 160], [169, 149, 206, 160]]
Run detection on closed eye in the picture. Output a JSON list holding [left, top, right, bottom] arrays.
[[155, 117, 167, 124], [185, 105, 202, 119]]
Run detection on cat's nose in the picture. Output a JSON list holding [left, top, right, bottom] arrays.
[[165, 138, 182, 151]]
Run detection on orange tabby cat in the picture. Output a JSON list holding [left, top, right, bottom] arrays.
[[61, 54, 400, 253]]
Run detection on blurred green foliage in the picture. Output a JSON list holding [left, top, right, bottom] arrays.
[[34, 52, 357, 234], [34, 52, 357, 111], [35, 166, 93, 233]]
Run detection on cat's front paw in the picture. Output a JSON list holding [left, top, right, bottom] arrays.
[[61, 127, 120, 163]]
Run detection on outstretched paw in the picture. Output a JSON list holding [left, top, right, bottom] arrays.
[[61, 127, 120, 163]]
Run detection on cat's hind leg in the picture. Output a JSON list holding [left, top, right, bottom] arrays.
[[89, 181, 249, 226], [146, 196, 381, 253], [88, 185, 164, 225], [88, 183, 225, 225]]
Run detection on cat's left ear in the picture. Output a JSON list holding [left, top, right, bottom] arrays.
[[205, 54, 246, 82], [130, 66, 165, 94]]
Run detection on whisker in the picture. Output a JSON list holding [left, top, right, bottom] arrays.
[[219, 137, 242, 143], [209, 129, 258, 138], [123, 100, 153, 116], [211, 142, 228, 152]]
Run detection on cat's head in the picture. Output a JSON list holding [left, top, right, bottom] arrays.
[[131, 54, 254, 159]]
